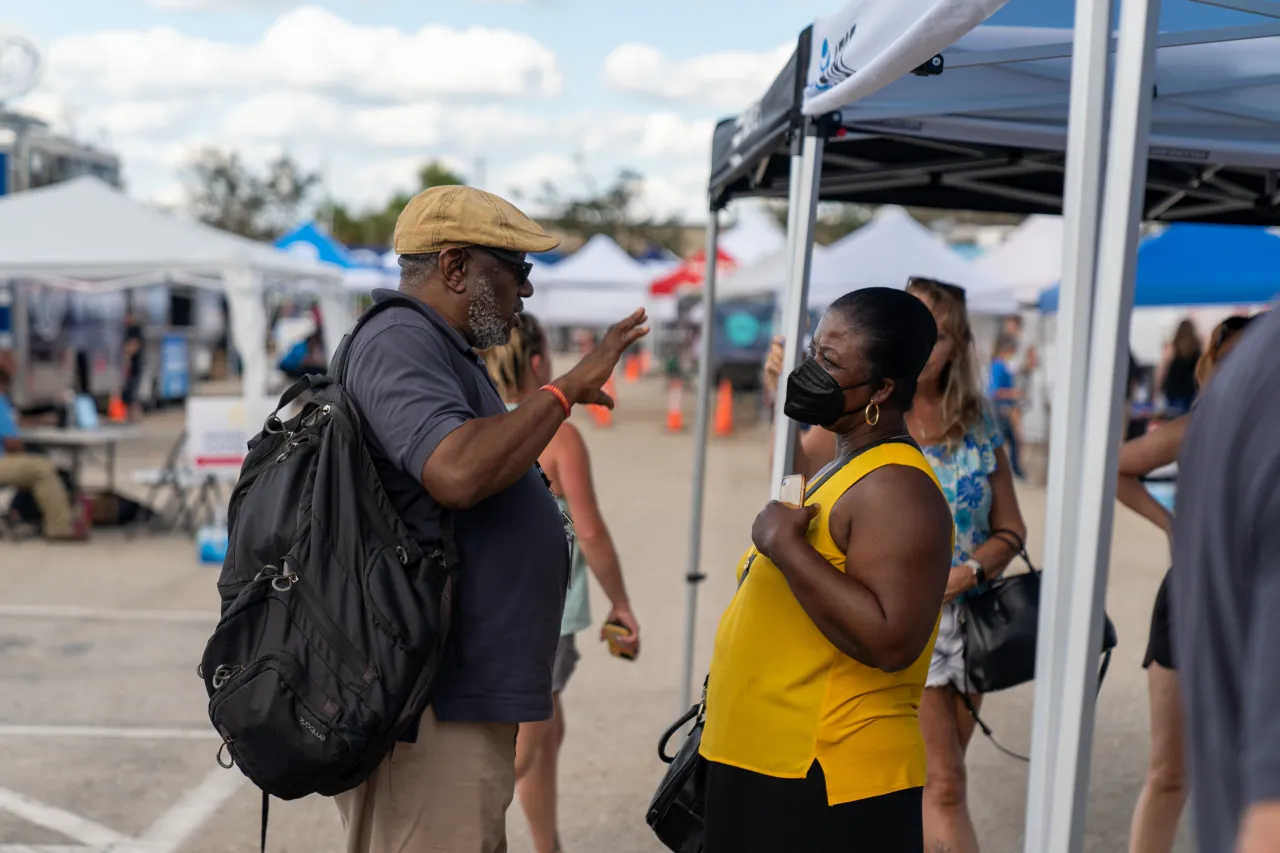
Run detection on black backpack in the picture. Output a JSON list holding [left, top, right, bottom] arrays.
[[199, 295, 473, 807]]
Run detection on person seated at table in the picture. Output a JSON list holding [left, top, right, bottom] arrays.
[[0, 366, 86, 541]]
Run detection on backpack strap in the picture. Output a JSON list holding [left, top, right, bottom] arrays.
[[330, 293, 474, 389], [329, 293, 485, 593]]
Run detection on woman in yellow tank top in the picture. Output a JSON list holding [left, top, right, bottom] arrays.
[[700, 288, 954, 852]]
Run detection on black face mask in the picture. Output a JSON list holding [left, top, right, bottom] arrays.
[[784, 357, 872, 427]]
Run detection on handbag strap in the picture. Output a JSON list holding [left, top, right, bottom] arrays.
[[989, 527, 1036, 573], [955, 621, 1117, 765], [657, 699, 703, 764]]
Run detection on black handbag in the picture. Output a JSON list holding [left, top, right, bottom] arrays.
[[958, 531, 1118, 695], [645, 682, 707, 853]]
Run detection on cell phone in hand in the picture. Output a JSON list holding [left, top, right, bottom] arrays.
[[779, 474, 807, 507], [602, 620, 637, 661]]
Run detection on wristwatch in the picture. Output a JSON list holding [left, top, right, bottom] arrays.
[[964, 557, 986, 586]]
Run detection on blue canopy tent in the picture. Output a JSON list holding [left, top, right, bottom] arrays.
[[1039, 223, 1280, 310], [275, 221, 389, 292]]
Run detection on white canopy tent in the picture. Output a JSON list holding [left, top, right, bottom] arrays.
[[975, 214, 1066, 303], [717, 244, 830, 302], [718, 204, 787, 267], [0, 177, 345, 421], [810, 206, 1018, 312], [693, 2, 1280, 852], [535, 234, 651, 293], [522, 288, 656, 328]]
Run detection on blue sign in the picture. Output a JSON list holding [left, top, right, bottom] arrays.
[[724, 311, 762, 348], [159, 334, 189, 400], [0, 152, 8, 197]]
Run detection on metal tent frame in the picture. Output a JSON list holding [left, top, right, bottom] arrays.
[[680, 3, 1280, 852]]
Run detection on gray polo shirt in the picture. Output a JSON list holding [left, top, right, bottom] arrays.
[[1173, 308, 1280, 853], [345, 289, 569, 725]]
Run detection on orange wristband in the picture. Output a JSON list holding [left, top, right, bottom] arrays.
[[541, 384, 572, 418]]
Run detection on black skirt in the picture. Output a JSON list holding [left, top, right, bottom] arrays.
[[703, 759, 923, 853], [1143, 568, 1176, 670]]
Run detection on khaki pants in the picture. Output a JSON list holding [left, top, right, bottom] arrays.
[[334, 708, 518, 853], [0, 454, 73, 538]]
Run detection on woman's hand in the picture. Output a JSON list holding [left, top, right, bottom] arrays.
[[763, 336, 785, 400], [752, 501, 819, 563], [601, 603, 641, 658], [942, 565, 978, 604]]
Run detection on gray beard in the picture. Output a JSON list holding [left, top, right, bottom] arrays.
[[468, 276, 510, 349]]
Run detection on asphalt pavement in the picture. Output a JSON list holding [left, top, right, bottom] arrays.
[[0, 371, 1187, 852]]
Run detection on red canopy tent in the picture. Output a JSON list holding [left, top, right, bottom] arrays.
[[649, 248, 737, 296]]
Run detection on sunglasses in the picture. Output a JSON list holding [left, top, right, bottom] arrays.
[[473, 246, 533, 287]]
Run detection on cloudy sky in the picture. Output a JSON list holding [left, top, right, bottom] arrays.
[[5, 0, 1256, 226]]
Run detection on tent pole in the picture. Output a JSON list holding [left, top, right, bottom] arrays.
[[1047, 0, 1162, 850], [768, 123, 825, 498], [765, 140, 805, 432], [1022, 0, 1116, 847], [678, 209, 721, 712]]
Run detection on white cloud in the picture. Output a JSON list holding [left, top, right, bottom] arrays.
[[17, 7, 729, 225], [576, 112, 715, 160], [635, 167, 710, 221], [147, 0, 297, 8], [219, 92, 554, 151], [47, 6, 562, 100], [493, 153, 580, 210], [602, 41, 792, 110]]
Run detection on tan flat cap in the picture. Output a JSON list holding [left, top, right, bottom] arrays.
[[393, 185, 560, 256]]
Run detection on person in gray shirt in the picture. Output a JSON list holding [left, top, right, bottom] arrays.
[[333, 185, 648, 853], [1173, 307, 1280, 853]]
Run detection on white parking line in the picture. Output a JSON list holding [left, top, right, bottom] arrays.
[[0, 725, 217, 741], [0, 769, 243, 853], [0, 605, 215, 624], [138, 768, 244, 853], [0, 787, 130, 851]]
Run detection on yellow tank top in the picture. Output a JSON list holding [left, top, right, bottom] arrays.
[[699, 441, 945, 806]]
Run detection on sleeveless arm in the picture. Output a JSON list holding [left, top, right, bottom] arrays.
[[764, 465, 953, 671], [547, 422, 632, 614]]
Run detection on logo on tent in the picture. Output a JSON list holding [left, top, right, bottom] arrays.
[[810, 24, 857, 94], [730, 102, 763, 153]]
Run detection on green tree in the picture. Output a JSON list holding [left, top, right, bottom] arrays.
[[765, 200, 874, 245], [183, 148, 321, 240], [325, 160, 465, 247], [518, 168, 686, 255]]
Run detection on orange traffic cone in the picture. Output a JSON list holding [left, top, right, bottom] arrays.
[[665, 380, 685, 432], [713, 379, 734, 437], [107, 394, 127, 424], [590, 375, 616, 428], [624, 354, 640, 383]]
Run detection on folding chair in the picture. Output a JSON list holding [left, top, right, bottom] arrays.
[[128, 430, 192, 538]]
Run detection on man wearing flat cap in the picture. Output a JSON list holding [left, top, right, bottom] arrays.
[[333, 186, 647, 852]]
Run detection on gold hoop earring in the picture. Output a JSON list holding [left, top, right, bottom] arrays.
[[864, 402, 880, 426]]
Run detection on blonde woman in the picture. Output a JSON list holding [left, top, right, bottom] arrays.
[[480, 313, 640, 853], [1119, 315, 1256, 853], [764, 279, 1026, 852]]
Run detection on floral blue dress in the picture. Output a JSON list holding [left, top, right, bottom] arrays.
[[921, 411, 1006, 690], [922, 411, 1005, 571]]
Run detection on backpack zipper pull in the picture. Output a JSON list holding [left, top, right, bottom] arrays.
[[271, 572, 299, 592], [216, 738, 235, 769]]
